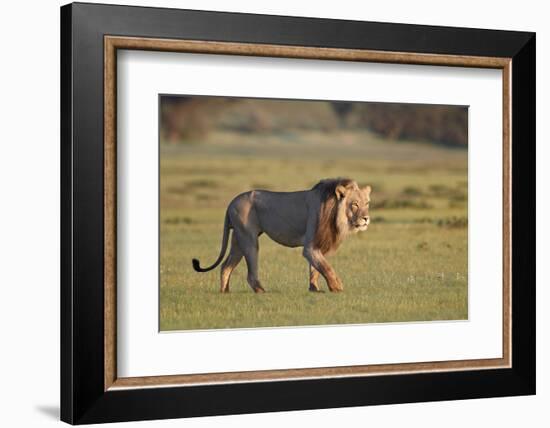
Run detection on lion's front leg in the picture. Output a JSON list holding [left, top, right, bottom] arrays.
[[308, 264, 324, 292], [303, 247, 343, 292]]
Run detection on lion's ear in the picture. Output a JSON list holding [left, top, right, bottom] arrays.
[[335, 184, 348, 200], [363, 185, 372, 197]]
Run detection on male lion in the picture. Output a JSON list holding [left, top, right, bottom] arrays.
[[192, 178, 371, 293]]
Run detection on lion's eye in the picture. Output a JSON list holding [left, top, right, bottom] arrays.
[[352, 201, 359, 208]]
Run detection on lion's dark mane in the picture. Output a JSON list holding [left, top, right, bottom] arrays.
[[311, 178, 354, 254]]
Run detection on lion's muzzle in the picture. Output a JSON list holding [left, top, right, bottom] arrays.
[[354, 216, 370, 231]]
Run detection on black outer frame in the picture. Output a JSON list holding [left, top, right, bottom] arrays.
[[60, 2, 535, 424]]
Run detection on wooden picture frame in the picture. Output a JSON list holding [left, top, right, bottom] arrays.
[[61, 2, 535, 424]]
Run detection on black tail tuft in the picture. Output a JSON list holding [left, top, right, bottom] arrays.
[[191, 212, 231, 273]]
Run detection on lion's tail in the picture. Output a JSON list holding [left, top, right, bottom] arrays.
[[192, 212, 231, 273]]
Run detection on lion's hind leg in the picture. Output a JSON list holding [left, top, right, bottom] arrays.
[[229, 203, 265, 294], [242, 241, 265, 293], [220, 235, 243, 293], [235, 233, 265, 293]]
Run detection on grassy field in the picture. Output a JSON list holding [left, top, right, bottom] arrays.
[[160, 130, 468, 331]]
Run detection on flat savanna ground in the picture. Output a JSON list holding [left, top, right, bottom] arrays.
[[160, 130, 468, 331]]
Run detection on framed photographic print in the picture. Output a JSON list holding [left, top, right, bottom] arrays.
[[60, 2, 536, 424]]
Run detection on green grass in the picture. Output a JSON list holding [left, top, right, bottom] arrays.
[[159, 130, 468, 331]]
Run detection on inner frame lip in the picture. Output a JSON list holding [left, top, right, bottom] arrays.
[[103, 35, 512, 391]]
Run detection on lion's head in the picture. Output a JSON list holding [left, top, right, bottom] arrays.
[[313, 178, 372, 253], [335, 181, 371, 233]]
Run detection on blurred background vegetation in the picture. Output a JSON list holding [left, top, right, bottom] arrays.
[[159, 95, 468, 331], [160, 96, 467, 148]]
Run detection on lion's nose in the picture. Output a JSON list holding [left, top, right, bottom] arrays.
[[363, 216, 370, 225]]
